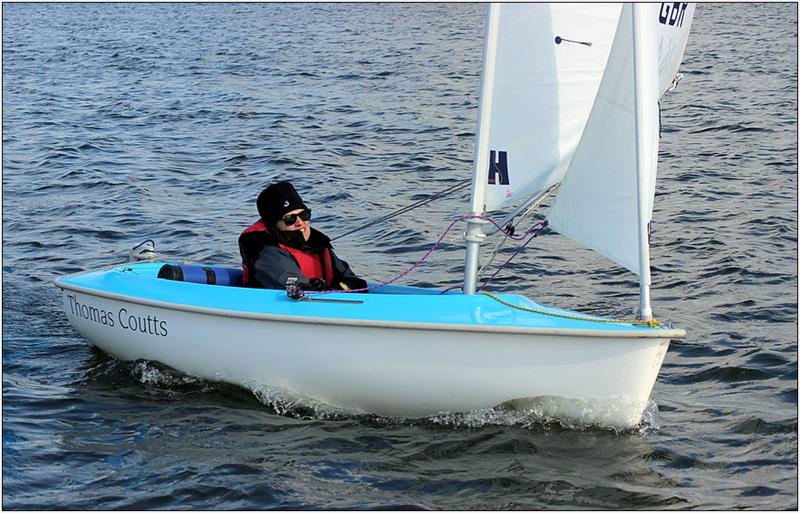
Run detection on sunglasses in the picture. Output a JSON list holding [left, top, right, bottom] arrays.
[[281, 209, 312, 225]]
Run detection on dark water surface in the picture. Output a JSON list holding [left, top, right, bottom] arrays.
[[3, 3, 797, 510]]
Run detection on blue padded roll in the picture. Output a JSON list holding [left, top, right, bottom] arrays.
[[157, 264, 243, 287], [205, 266, 243, 286]]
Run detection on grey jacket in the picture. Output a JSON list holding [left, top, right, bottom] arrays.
[[239, 223, 367, 291]]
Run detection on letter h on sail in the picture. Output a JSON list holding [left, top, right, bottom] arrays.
[[487, 150, 510, 185]]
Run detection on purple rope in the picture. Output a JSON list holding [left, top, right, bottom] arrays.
[[477, 219, 548, 292], [304, 215, 548, 296]]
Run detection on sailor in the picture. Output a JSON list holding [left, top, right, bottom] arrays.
[[238, 181, 368, 292]]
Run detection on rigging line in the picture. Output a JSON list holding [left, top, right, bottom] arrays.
[[658, 100, 662, 139], [331, 178, 472, 241], [478, 184, 558, 276], [477, 231, 508, 279], [480, 291, 662, 328], [477, 220, 548, 291], [307, 213, 530, 297], [517, 184, 558, 221], [484, 183, 558, 235], [309, 214, 485, 295]]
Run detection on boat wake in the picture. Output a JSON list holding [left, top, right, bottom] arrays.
[[126, 360, 662, 433], [127, 360, 220, 396], [244, 382, 362, 420], [429, 398, 662, 434]]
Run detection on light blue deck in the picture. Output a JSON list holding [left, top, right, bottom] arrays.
[[56, 262, 660, 332]]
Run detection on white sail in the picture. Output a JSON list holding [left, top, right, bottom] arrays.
[[465, 3, 695, 293], [471, 3, 695, 216], [656, 2, 696, 95], [474, 3, 623, 215], [548, 3, 694, 276]]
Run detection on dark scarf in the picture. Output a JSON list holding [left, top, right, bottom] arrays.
[[271, 227, 331, 254]]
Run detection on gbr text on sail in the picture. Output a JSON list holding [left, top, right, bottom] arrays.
[[660, 3, 689, 27]]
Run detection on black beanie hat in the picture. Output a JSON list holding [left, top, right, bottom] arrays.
[[257, 181, 307, 225]]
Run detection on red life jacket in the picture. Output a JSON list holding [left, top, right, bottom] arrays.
[[239, 220, 334, 287]]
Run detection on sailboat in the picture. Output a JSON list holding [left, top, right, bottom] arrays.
[[55, 3, 695, 429]]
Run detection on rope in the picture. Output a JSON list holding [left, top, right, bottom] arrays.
[[480, 291, 662, 328], [477, 184, 557, 281], [477, 220, 547, 291], [307, 214, 484, 295], [476, 230, 509, 280], [331, 179, 471, 241], [308, 214, 546, 297]]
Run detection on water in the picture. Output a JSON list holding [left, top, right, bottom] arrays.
[[3, 3, 797, 509]]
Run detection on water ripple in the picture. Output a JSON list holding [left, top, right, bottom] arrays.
[[2, 2, 797, 510]]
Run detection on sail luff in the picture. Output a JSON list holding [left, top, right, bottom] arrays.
[[467, 3, 501, 216], [632, 3, 659, 320], [463, 3, 501, 295]]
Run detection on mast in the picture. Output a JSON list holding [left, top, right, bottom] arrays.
[[631, 3, 658, 320], [463, 3, 501, 295]]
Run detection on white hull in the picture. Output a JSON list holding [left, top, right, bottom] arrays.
[[61, 287, 671, 429]]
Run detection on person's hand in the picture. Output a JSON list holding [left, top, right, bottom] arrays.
[[340, 277, 368, 292], [310, 278, 330, 291]]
